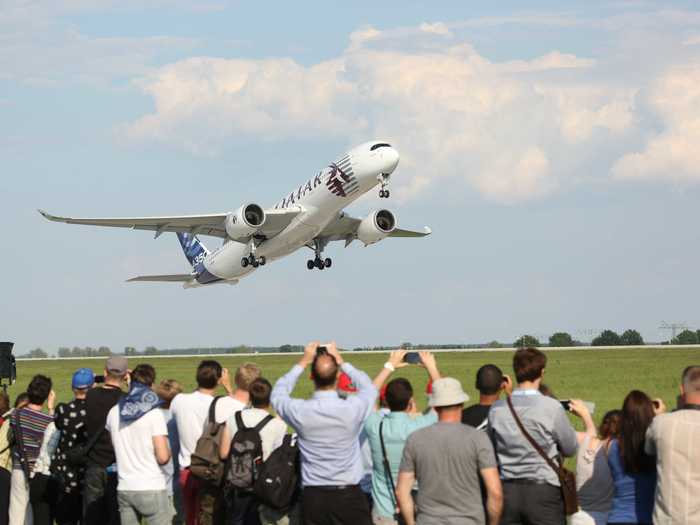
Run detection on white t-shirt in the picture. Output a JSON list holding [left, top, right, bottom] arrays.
[[225, 408, 287, 461], [170, 391, 245, 467], [105, 406, 169, 492], [160, 409, 174, 495]]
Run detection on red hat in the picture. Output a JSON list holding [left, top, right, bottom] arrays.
[[337, 372, 357, 393], [426, 380, 433, 395]]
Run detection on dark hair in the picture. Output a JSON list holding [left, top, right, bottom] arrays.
[[311, 354, 338, 389], [27, 375, 52, 405], [0, 392, 9, 415], [196, 360, 222, 389], [131, 364, 156, 387], [599, 409, 622, 440], [249, 378, 272, 408], [513, 347, 547, 383], [14, 392, 29, 408], [386, 378, 413, 412], [682, 365, 700, 394], [156, 379, 182, 409], [475, 365, 503, 395], [619, 390, 655, 474]]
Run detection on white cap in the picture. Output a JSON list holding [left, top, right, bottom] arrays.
[[429, 377, 470, 408]]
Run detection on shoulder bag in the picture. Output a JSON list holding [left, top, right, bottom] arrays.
[[379, 420, 407, 525], [506, 396, 579, 516]]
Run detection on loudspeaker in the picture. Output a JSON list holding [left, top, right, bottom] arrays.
[[0, 342, 16, 382]]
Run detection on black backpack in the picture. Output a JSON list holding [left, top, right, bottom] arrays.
[[253, 434, 300, 511], [190, 396, 227, 485], [225, 411, 273, 491]]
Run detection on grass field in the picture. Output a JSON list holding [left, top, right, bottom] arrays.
[[6, 347, 700, 431]]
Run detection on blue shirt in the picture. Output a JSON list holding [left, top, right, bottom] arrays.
[[364, 410, 438, 518], [607, 439, 656, 524], [271, 362, 378, 487]]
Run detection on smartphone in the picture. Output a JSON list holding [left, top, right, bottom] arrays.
[[94, 375, 105, 384], [560, 400, 571, 411], [316, 346, 328, 355], [403, 352, 421, 365]]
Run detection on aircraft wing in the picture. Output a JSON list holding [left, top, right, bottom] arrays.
[[319, 213, 432, 244], [38, 207, 302, 240], [127, 273, 194, 283]]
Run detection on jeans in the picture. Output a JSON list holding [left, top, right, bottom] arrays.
[[83, 466, 120, 525], [118, 490, 171, 525], [223, 489, 259, 525]]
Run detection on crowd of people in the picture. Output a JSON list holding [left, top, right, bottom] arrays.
[[0, 344, 698, 525]]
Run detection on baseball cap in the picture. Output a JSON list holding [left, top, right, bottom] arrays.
[[429, 377, 470, 408], [72, 368, 95, 389], [105, 356, 128, 375], [337, 372, 357, 393]]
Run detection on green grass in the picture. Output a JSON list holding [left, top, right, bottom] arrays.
[[7, 347, 700, 431]]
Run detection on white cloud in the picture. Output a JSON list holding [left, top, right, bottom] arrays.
[[613, 64, 700, 182], [124, 31, 636, 203]]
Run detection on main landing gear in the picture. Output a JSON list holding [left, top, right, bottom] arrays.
[[240, 242, 266, 268], [307, 239, 331, 270], [378, 173, 391, 199]]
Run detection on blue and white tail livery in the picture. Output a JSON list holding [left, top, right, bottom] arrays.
[[39, 141, 431, 288]]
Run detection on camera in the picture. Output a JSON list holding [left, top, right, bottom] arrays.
[[403, 352, 421, 365], [0, 342, 17, 387], [316, 346, 328, 355]]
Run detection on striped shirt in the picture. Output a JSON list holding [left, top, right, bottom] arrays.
[[11, 407, 54, 473]]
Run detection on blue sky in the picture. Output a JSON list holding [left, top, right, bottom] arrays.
[[3, 1, 700, 353]]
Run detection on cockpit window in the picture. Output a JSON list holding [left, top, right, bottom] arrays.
[[370, 143, 391, 151]]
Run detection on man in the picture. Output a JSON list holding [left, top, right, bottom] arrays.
[[645, 365, 700, 525], [106, 364, 171, 525], [271, 342, 377, 525], [84, 356, 128, 525], [219, 378, 289, 525], [170, 361, 260, 525], [462, 365, 512, 429], [488, 347, 577, 525], [51, 368, 95, 525], [396, 377, 502, 525], [364, 351, 441, 525]]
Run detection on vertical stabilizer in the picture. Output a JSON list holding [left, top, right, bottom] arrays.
[[177, 233, 209, 267]]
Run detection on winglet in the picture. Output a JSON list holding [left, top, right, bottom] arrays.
[[423, 226, 432, 235], [38, 209, 61, 222]]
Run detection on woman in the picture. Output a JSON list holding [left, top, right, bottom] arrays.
[[607, 390, 660, 525], [568, 406, 621, 525]]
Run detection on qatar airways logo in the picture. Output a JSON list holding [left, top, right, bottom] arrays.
[[326, 164, 352, 197]]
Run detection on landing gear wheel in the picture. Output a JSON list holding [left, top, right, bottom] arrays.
[[384, 189, 390, 198], [314, 258, 324, 269], [258, 256, 266, 266], [318, 261, 325, 270], [307, 260, 315, 270], [252, 260, 260, 268], [324, 258, 332, 268], [248, 254, 255, 264], [241, 257, 249, 268]]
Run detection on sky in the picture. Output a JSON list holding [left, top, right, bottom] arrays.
[[3, 0, 700, 353]]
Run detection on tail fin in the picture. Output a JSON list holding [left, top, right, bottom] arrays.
[[177, 233, 209, 267]]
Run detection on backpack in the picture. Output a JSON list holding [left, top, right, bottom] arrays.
[[224, 411, 273, 491], [253, 433, 300, 511], [189, 396, 226, 485]]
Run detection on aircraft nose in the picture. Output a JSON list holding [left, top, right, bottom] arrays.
[[380, 147, 400, 174]]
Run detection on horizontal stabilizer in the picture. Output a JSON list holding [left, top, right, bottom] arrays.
[[127, 273, 194, 283]]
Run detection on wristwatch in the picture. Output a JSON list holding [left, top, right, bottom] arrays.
[[384, 362, 395, 372]]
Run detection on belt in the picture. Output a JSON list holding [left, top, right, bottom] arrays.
[[307, 484, 359, 491], [503, 478, 550, 485]]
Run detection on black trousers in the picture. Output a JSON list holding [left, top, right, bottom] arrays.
[[0, 468, 10, 525], [501, 481, 565, 525], [83, 466, 120, 525], [223, 489, 260, 525], [302, 486, 372, 525]]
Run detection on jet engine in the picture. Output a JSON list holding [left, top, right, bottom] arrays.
[[357, 209, 396, 245], [225, 203, 266, 239]]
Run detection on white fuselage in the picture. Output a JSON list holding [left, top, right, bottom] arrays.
[[198, 142, 399, 285]]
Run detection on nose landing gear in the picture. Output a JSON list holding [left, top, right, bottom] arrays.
[[378, 173, 391, 199]]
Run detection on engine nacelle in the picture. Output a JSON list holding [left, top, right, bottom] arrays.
[[357, 209, 396, 246], [225, 203, 266, 239]]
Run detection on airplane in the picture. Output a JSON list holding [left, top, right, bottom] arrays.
[[39, 141, 431, 288]]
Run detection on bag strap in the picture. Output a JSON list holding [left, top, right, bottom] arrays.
[[253, 414, 274, 433], [12, 411, 32, 479], [234, 410, 246, 431], [208, 396, 224, 425], [84, 427, 106, 456], [506, 396, 563, 476], [379, 420, 398, 507]]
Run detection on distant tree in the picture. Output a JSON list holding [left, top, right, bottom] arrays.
[[28, 348, 48, 359], [514, 335, 540, 348], [672, 330, 699, 345], [549, 332, 574, 347], [697, 330, 700, 342], [620, 329, 644, 346], [58, 347, 71, 358], [97, 346, 111, 356], [124, 347, 137, 356], [143, 346, 158, 355], [592, 330, 622, 346], [487, 340, 502, 349], [279, 344, 293, 353], [400, 342, 413, 349]]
